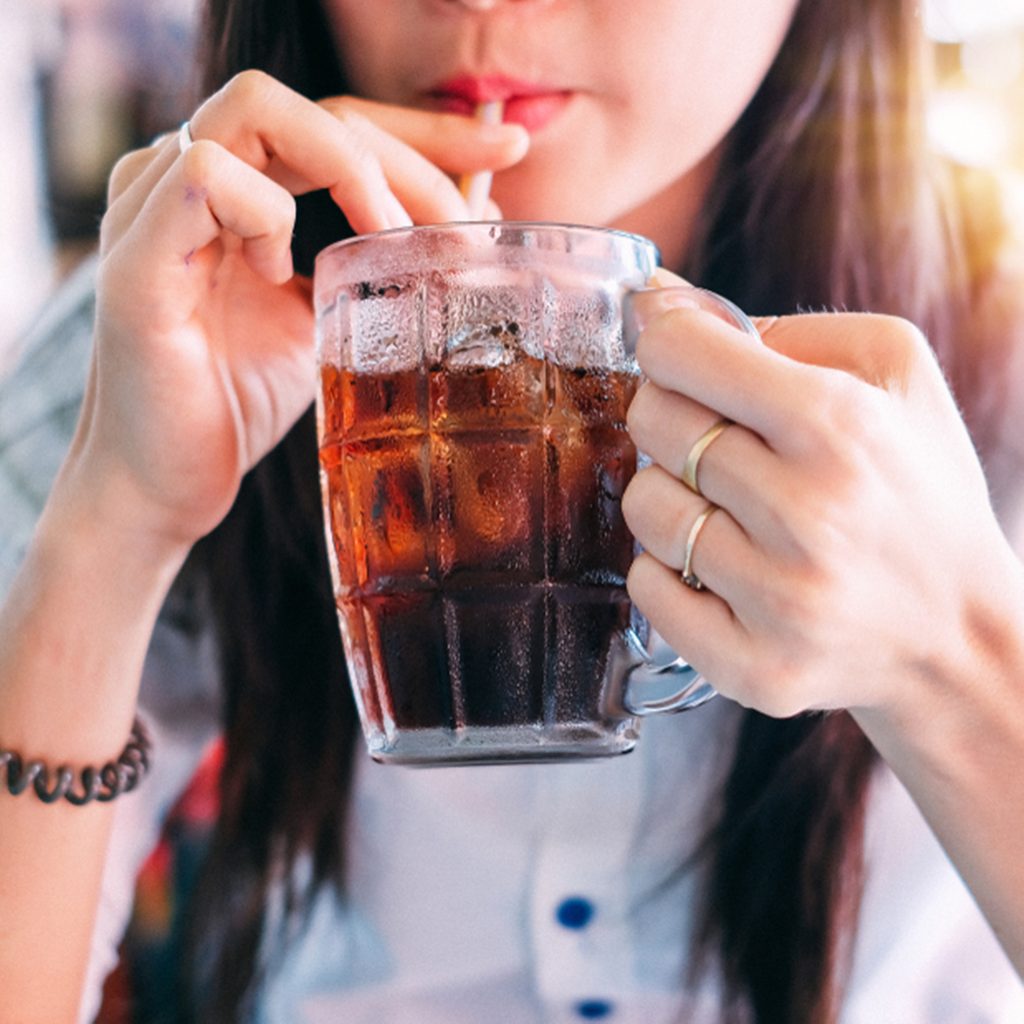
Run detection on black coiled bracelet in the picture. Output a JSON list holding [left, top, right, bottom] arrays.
[[0, 718, 150, 805]]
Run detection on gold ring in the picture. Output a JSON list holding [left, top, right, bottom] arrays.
[[681, 418, 731, 496], [682, 505, 718, 591]]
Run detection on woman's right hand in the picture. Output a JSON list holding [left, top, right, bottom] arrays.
[[74, 70, 529, 554]]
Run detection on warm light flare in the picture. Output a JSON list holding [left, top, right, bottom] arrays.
[[927, 87, 1013, 166], [926, 0, 1024, 42]]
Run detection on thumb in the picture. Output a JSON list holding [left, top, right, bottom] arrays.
[[652, 276, 908, 379], [644, 268, 762, 343], [744, 311, 917, 389]]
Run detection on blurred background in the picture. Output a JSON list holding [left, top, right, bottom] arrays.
[[1, 2, 1023, 1020], [1, 0, 198, 369], [3, 0, 1024, 367]]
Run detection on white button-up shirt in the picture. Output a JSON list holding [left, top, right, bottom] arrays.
[[83, 696, 1024, 1024]]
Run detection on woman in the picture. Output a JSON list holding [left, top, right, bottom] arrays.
[[1, 0, 1022, 1021]]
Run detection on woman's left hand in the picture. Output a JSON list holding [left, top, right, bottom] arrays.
[[622, 278, 1021, 721]]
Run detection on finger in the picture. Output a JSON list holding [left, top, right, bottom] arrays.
[[106, 139, 296, 327], [106, 142, 170, 207], [622, 466, 760, 595], [634, 303, 841, 456], [292, 100, 524, 225], [102, 135, 183, 250], [638, 280, 928, 396], [323, 95, 530, 173], [190, 71, 412, 233], [175, 140, 295, 282], [627, 552, 755, 701], [750, 312, 929, 392], [325, 110, 474, 225], [649, 267, 689, 289], [627, 380, 780, 529]]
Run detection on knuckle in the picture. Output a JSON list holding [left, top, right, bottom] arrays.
[[764, 497, 818, 565], [326, 95, 364, 124], [812, 373, 866, 443], [270, 189, 298, 236], [879, 313, 928, 357], [98, 209, 122, 255], [422, 162, 465, 212], [745, 656, 809, 719], [624, 555, 644, 597], [823, 392, 890, 492], [620, 467, 655, 534], [866, 312, 932, 391], [765, 687, 810, 720], [625, 382, 654, 446], [620, 477, 642, 532], [180, 138, 222, 185], [346, 135, 386, 186], [97, 216, 115, 256], [761, 569, 819, 628], [224, 68, 275, 108], [778, 493, 852, 581], [845, 396, 894, 469], [864, 312, 934, 387], [333, 104, 373, 136], [106, 149, 149, 204], [665, 501, 699, 563], [625, 551, 657, 605], [279, 188, 298, 223], [800, 375, 885, 478]]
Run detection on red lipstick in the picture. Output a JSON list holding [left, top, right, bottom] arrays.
[[428, 74, 573, 133]]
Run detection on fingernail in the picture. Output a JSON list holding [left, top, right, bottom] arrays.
[[626, 286, 702, 331], [624, 288, 702, 355], [629, 280, 761, 343], [648, 267, 693, 289], [647, 287, 703, 314]]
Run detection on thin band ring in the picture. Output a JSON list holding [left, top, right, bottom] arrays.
[[682, 505, 718, 591], [681, 418, 731, 496], [177, 120, 194, 155]]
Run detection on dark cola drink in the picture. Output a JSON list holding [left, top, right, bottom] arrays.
[[318, 353, 640, 763]]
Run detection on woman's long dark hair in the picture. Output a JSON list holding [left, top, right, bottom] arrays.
[[181, 1, 1012, 1021]]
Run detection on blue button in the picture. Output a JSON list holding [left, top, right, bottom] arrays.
[[555, 896, 595, 930], [576, 1000, 614, 1019]]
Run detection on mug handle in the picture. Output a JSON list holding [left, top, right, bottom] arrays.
[[618, 285, 761, 718], [620, 620, 717, 716]]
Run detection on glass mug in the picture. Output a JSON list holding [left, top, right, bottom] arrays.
[[314, 222, 757, 765]]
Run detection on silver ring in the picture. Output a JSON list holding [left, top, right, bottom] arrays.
[[177, 120, 194, 155], [681, 505, 718, 591]]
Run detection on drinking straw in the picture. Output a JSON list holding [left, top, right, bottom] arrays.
[[458, 100, 505, 219]]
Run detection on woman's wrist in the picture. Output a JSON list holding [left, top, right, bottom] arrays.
[[0, 470, 192, 763], [42, 449, 202, 573], [854, 536, 1024, 757], [848, 526, 1024, 812], [850, 541, 1024, 973]]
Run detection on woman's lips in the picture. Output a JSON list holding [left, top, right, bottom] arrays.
[[427, 75, 574, 133]]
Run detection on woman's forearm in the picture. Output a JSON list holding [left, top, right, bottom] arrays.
[[0, 479, 188, 1023], [852, 550, 1024, 978]]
